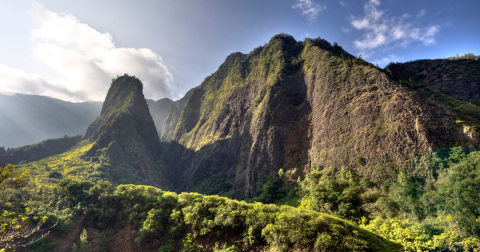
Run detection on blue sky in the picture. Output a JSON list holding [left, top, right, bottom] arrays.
[[0, 0, 479, 102]]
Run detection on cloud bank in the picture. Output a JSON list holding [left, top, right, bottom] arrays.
[[0, 4, 174, 102], [350, 0, 439, 56], [293, 0, 326, 22]]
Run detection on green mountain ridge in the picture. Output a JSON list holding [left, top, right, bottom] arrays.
[[83, 75, 170, 188], [163, 34, 480, 196], [3, 34, 480, 252]]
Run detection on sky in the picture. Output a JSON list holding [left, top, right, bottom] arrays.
[[0, 0, 479, 102]]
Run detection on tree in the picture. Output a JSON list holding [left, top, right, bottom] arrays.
[[0, 164, 53, 251]]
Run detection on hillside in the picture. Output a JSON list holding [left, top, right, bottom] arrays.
[[0, 93, 102, 148], [163, 34, 480, 196], [0, 135, 82, 167], [83, 74, 170, 188], [146, 87, 195, 139], [387, 57, 480, 105], [1, 179, 402, 252], [3, 34, 480, 252]]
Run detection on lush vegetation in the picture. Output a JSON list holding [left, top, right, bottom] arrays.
[[16, 141, 148, 188], [0, 164, 50, 251], [0, 176, 400, 251], [10, 145, 480, 251], [248, 147, 480, 251]]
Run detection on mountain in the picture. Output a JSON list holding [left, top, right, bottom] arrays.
[[0, 93, 102, 148], [160, 104, 181, 141], [146, 88, 195, 138], [5, 35, 480, 252], [83, 74, 170, 188], [162, 34, 480, 196], [0, 135, 82, 167], [387, 58, 480, 105]]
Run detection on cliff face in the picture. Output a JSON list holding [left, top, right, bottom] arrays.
[[147, 88, 196, 138], [163, 34, 480, 195], [84, 75, 169, 188]]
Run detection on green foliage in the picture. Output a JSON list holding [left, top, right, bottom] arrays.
[[362, 147, 480, 251], [253, 176, 285, 204], [157, 241, 174, 252], [299, 166, 370, 221], [193, 173, 233, 198], [1, 176, 401, 251], [0, 165, 52, 250]]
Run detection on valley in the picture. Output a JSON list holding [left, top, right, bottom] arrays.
[[2, 34, 480, 251]]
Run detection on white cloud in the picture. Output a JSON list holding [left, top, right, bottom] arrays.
[[340, 1, 347, 7], [0, 64, 80, 99], [350, 0, 439, 54], [0, 4, 175, 102], [293, 0, 326, 22]]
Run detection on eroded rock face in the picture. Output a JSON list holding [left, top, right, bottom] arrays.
[[161, 35, 480, 196], [84, 75, 169, 188]]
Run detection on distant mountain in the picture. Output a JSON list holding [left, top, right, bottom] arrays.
[[0, 93, 102, 148], [0, 135, 82, 167], [146, 88, 195, 138]]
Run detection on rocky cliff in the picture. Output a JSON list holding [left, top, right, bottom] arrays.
[[163, 34, 480, 196], [84, 75, 169, 188]]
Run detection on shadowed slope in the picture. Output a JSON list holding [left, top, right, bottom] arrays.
[[163, 34, 480, 195], [84, 75, 169, 188]]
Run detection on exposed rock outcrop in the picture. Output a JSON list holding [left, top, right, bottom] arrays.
[[84, 75, 169, 188], [163, 34, 480, 195]]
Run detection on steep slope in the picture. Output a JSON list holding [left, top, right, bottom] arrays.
[[0, 93, 102, 148], [160, 104, 181, 142], [84, 75, 169, 188], [164, 34, 480, 195], [146, 88, 195, 138], [387, 58, 480, 104], [146, 98, 174, 136]]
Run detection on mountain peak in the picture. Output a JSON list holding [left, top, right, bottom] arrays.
[[83, 74, 169, 188]]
